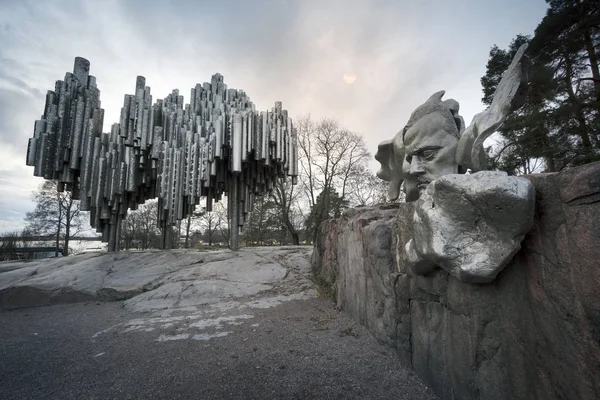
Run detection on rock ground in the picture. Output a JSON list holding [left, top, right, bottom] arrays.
[[0, 246, 314, 310], [0, 246, 438, 399]]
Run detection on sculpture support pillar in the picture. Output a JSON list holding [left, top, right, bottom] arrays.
[[230, 174, 240, 251], [115, 215, 121, 252], [161, 219, 172, 250], [107, 214, 121, 252]]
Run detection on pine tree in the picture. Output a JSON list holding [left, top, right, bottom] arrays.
[[482, 0, 600, 174], [305, 188, 348, 243]]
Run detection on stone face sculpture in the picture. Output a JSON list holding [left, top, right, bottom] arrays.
[[25, 57, 298, 251], [375, 44, 535, 283]]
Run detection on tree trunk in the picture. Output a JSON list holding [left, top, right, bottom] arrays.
[[583, 30, 600, 103], [55, 197, 62, 257], [564, 56, 594, 156], [185, 216, 191, 248], [208, 219, 213, 246], [220, 225, 230, 247], [578, 0, 600, 104], [64, 209, 70, 256], [55, 222, 61, 257], [282, 215, 299, 246], [545, 156, 556, 173]]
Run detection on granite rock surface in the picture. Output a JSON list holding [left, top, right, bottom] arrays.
[[0, 246, 314, 311], [312, 162, 600, 400]]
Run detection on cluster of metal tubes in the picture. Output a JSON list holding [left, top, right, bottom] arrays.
[[25, 57, 298, 250]]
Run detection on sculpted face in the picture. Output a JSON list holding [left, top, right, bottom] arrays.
[[402, 112, 459, 201]]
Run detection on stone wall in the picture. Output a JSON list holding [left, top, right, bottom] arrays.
[[311, 162, 600, 400]]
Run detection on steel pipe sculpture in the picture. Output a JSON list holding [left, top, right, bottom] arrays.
[[25, 57, 298, 251]]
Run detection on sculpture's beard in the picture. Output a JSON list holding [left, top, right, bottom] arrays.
[[416, 178, 431, 194], [404, 176, 434, 202]]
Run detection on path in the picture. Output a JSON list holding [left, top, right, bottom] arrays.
[[0, 247, 437, 399]]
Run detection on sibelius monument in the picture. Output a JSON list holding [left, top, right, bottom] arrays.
[[311, 42, 600, 400]]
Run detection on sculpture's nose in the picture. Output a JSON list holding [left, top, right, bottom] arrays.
[[409, 157, 425, 175]]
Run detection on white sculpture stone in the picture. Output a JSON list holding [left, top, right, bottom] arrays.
[[375, 44, 535, 283], [405, 171, 535, 283]]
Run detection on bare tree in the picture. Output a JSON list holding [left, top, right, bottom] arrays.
[[269, 179, 303, 245], [196, 201, 228, 246], [25, 180, 85, 256], [346, 165, 394, 206], [0, 231, 21, 261], [120, 200, 161, 250], [296, 116, 371, 241], [0, 228, 45, 260], [241, 195, 272, 245], [296, 116, 318, 209]]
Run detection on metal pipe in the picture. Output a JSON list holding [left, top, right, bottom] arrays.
[[24, 58, 298, 252]]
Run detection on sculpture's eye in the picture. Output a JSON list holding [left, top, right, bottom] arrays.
[[405, 155, 412, 164], [422, 149, 437, 160]]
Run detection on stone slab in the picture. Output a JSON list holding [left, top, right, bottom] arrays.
[[312, 162, 600, 400]]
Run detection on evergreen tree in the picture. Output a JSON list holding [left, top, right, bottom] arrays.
[[482, 0, 600, 174], [531, 0, 600, 164], [304, 188, 348, 243]]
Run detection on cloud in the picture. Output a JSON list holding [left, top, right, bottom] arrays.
[[0, 163, 40, 233], [0, 89, 36, 150]]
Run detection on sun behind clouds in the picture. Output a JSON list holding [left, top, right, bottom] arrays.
[[343, 73, 356, 84]]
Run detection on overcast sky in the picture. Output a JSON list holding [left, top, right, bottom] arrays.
[[0, 0, 548, 233]]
